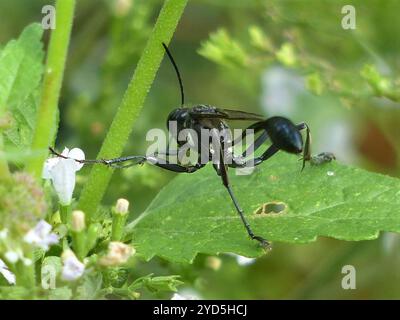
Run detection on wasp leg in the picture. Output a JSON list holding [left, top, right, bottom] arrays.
[[49, 148, 148, 167], [296, 122, 311, 171], [215, 139, 271, 250], [232, 121, 269, 156], [146, 155, 205, 173], [229, 144, 279, 168], [50, 147, 204, 173], [239, 130, 269, 159], [103, 156, 147, 168]]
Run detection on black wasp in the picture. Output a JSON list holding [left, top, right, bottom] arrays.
[[51, 42, 321, 249]]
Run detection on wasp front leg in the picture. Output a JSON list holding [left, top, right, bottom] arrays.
[[296, 122, 312, 171]]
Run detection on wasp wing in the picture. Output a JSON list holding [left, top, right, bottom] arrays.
[[189, 105, 264, 121]]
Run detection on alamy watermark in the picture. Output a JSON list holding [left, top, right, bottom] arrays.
[[41, 264, 57, 290], [42, 5, 56, 30], [341, 265, 356, 290], [145, 121, 258, 175], [341, 5, 356, 30]]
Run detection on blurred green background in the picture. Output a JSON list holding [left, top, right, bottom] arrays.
[[2, 0, 400, 299]]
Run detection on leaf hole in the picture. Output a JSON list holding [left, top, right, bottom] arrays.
[[254, 201, 287, 215]]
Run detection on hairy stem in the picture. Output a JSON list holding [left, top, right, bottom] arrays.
[[60, 204, 71, 225], [27, 0, 76, 178], [0, 134, 11, 180], [78, 0, 188, 220]]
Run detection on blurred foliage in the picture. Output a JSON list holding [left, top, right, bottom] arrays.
[[1, 0, 400, 299], [0, 23, 43, 151]]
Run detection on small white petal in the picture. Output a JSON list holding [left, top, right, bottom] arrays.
[[42, 157, 60, 179], [50, 159, 77, 206], [35, 220, 53, 236], [42, 146, 84, 206], [0, 259, 16, 285], [5, 251, 19, 264], [68, 148, 85, 171], [61, 147, 70, 157], [24, 220, 59, 251], [61, 252, 85, 281], [0, 268, 16, 285]]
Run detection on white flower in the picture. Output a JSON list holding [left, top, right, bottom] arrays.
[[0, 259, 16, 285], [4, 249, 32, 266], [24, 220, 59, 251], [61, 250, 85, 281], [42, 147, 85, 205]]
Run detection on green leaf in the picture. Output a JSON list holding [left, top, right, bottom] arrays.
[[41, 256, 62, 294], [198, 29, 247, 68], [76, 273, 103, 300], [0, 286, 30, 299], [360, 64, 400, 101], [0, 23, 44, 149], [48, 287, 73, 300], [129, 274, 183, 293], [276, 42, 297, 67], [42, 256, 62, 275], [127, 152, 400, 263]]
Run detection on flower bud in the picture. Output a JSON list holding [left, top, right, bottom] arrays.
[[71, 210, 85, 232], [112, 199, 129, 241], [115, 198, 129, 215]]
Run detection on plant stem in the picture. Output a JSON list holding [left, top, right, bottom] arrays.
[[85, 223, 100, 255], [15, 250, 35, 292], [72, 230, 86, 261], [60, 204, 71, 225], [111, 212, 128, 241], [0, 134, 11, 181], [27, 0, 76, 179], [78, 0, 188, 220]]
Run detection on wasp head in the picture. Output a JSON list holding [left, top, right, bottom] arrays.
[[166, 108, 189, 133]]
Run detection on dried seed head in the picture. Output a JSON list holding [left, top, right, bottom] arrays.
[[99, 242, 135, 267]]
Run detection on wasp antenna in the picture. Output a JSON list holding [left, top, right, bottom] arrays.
[[162, 42, 185, 106]]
